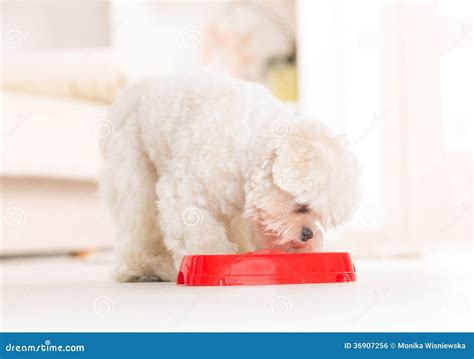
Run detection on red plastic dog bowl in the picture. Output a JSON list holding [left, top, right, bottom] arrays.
[[176, 250, 356, 286]]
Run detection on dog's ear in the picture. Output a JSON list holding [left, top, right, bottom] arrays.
[[271, 137, 321, 198], [270, 118, 348, 201], [271, 118, 360, 228], [243, 147, 278, 217]]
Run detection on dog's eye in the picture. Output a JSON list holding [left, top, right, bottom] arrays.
[[294, 205, 310, 214]]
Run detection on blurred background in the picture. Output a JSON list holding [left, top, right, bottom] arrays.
[[1, 0, 472, 259]]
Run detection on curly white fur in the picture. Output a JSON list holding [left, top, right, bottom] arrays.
[[99, 72, 359, 282]]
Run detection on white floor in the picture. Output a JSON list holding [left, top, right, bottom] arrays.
[[1, 252, 472, 332]]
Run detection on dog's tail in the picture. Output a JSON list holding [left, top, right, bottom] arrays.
[[99, 79, 152, 156]]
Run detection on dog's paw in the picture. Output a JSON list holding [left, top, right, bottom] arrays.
[[114, 269, 162, 282], [114, 265, 174, 282], [127, 274, 164, 282]]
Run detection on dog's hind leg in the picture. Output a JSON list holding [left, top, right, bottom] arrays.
[[156, 173, 238, 271], [99, 119, 176, 282]]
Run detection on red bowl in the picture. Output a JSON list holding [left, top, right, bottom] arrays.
[[176, 250, 356, 286]]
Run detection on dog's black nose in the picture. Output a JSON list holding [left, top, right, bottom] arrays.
[[301, 227, 313, 242]]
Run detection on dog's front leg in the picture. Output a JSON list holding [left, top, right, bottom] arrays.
[[156, 176, 238, 271]]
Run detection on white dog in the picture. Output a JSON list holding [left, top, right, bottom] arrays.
[[99, 72, 359, 282]]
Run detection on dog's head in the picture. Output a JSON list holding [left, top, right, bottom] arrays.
[[245, 119, 359, 252]]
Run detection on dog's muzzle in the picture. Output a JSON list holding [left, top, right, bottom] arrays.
[[300, 227, 313, 242]]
